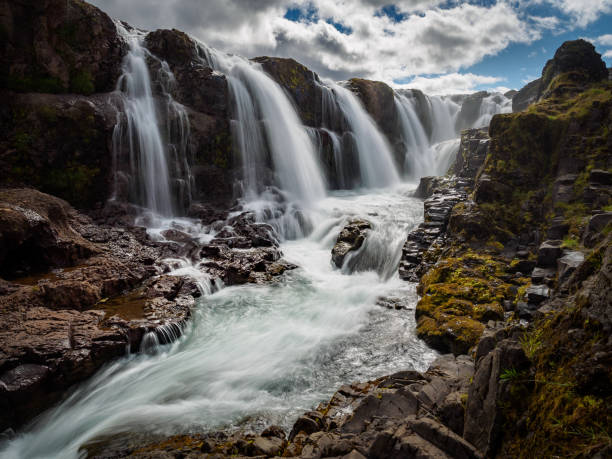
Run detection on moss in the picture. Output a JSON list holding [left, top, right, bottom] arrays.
[[416, 253, 526, 354], [5, 73, 64, 93], [13, 132, 34, 152], [70, 69, 95, 95], [43, 163, 100, 207]]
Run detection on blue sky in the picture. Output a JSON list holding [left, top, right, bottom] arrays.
[[91, 0, 612, 94]]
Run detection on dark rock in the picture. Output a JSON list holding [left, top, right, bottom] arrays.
[[464, 340, 529, 456], [0, 188, 100, 277], [331, 219, 371, 268], [413, 176, 444, 199], [512, 78, 541, 112], [538, 39, 608, 100], [526, 284, 550, 304], [289, 412, 323, 440], [589, 169, 612, 186], [557, 250, 584, 282], [1, 0, 125, 94], [536, 240, 563, 267], [583, 212, 612, 247], [452, 128, 489, 183], [546, 216, 570, 240], [530, 267, 555, 284], [261, 425, 286, 439]]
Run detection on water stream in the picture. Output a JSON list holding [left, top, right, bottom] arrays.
[[1, 186, 437, 459]]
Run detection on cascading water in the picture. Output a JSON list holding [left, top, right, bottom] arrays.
[[112, 23, 192, 217], [324, 82, 400, 189], [394, 88, 510, 179], [198, 44, 327, 206]]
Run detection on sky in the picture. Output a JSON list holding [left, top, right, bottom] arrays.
[[90, 0, 612, 94]]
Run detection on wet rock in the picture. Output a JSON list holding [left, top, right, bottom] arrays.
[[331, 219, 371, 268], [530, 267, 556, 284]]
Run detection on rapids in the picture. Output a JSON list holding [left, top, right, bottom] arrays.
[[1, 186, 437, 459]]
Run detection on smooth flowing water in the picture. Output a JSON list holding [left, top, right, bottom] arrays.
[[2, 186, 437, 459]]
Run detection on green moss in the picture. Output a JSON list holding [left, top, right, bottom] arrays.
[[70, 70, 95, 95], [5, 74, 64, 93], [43, 163, 100, 207]]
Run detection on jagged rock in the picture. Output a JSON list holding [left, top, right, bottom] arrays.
[[526, 284, 550, 304], [1, 0, 125, 94], [583, 212, 612, 247], [0, 188, 100, 276], [589, 169, 612, 186], [530, 267, 555, 284], [331, 219, 371, 268], [464, 339, 529, 456], [557, 250, 584, 281], [512, 78, 541, 112], [453, 128, 489, 183], [413, 176, 444, 199], [539, 39, 608, 100], [536, 240, 563, 267]]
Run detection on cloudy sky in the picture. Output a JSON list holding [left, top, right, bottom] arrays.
[[91, 0, 612, 94]]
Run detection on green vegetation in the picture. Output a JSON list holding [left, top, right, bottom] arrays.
[[70, 70, 95, 95]]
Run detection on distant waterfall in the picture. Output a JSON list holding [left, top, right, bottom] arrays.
[[324, 82, 400, 189], [198, 44, 326, 205], [394, 89, 510, 179], [112, 23, 192, 217]]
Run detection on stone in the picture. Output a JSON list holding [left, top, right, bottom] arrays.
[[252, 436, 284, 456], [526, 284, 550, 304], [589, 169, 612, 186], [331, 219, 371, 268], [557, 251, 585, 281], [536, 240, 563, 267], [512, 78, 541, 112], [531, 267, 556, 284], [583, 213, 612, 247]]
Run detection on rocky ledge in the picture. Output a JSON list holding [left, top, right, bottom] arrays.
[[0, 188, 296, 432]]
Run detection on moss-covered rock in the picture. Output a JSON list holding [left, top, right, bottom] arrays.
[[0, 92, 117, 208], [0, 0, 125, 94], [416, 253, 527, 355]]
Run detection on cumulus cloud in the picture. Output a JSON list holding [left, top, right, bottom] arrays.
[[395, 73, 505, 95], [546, 0, 612, 28], [88, 0, 610, 93]]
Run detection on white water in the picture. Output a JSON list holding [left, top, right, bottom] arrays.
[[112, 24, 175, 216], [326, 82, 400, 189], [395, 89, 509, 179], [1, 186, 437, 459], [199, 45, 327, 205]]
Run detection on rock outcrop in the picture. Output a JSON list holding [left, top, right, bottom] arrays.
[[512, 78, 541, 112], [1, 0, 125, 94], [331, 219, 372, 268]]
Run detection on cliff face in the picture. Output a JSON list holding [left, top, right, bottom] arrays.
[[408, 39, 611, 457], [0, 0, 125, 94]]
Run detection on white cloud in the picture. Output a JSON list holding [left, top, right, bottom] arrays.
[[89, 0, 544, 86], [395, 73, 505, 95], [546, 0, 612, 27], [604, 50, 612, 58], [596, 34, 612, 46]]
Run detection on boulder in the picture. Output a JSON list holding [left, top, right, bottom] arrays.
[[557, 250, 584, 281], [331, 219, 372, 268], [0, 188, 99, 276], [536, 240, 563, 267]]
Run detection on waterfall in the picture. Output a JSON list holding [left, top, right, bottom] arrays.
[[394, 89, 510, 179], [324, 82, 400, 189], [112, 23, 192, 217], [198, 44, 326, 206]]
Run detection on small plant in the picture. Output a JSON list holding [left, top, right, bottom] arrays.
[[561, 236, 579, 249], [520, 328, 543, 360], [500, 368, 519, 381]]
